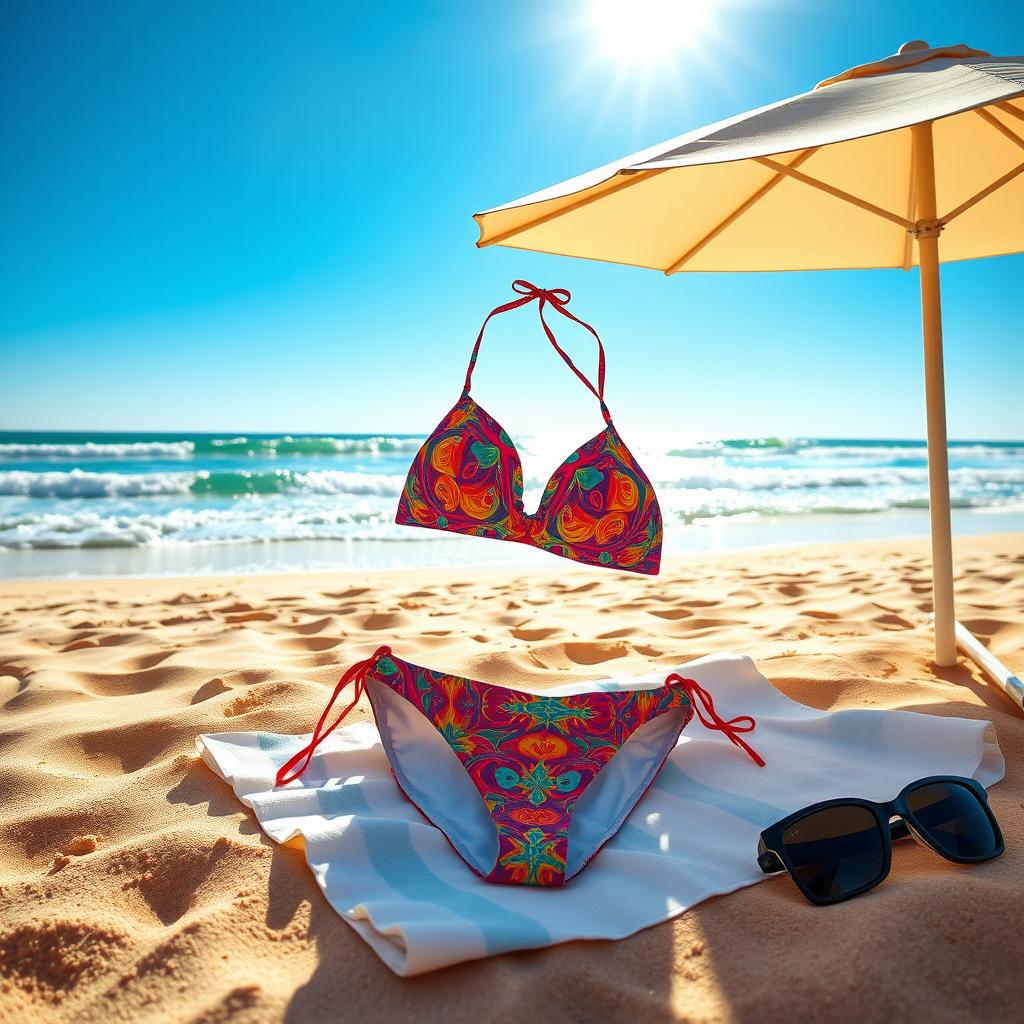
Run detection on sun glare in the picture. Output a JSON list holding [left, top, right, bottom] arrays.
[[586, 0, 718, 67]]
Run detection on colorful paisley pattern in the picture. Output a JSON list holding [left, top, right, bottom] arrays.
[[395, 394, 663, 575], [368, 652, 694, 887]]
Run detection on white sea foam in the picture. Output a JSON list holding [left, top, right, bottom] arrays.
[[0, 435, 425, 459], [793, 444, 1024, 461], [285, 470, 406, 496], [661, 441, 1024, 461], [200, 435, 423, 456], [0, 469, 407, 499], [0, 441, 195, 459], [656, 488, 1017, 522], [0, 503, 407, 549], [0, 470, 195, 498], [524, 462, 1024, 492]]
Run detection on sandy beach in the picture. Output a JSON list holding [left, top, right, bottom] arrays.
[[0, 533, 1021, 1022]]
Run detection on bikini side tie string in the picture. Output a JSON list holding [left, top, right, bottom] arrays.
[[275, 645, 392, 786], [665, 673, 766, 767]]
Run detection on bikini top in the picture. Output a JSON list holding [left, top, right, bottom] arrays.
[[395, 281, 663, 574]]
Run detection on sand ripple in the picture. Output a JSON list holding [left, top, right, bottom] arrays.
[[1, 535, 1022, 1022]]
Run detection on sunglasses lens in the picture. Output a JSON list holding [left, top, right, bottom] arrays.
[[781, 805, 885, 901], [905, 781, 999, 859]]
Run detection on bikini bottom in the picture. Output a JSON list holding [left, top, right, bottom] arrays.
[[276, 646, 764, 887]]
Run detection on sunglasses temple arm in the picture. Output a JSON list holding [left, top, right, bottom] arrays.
[[756, 840, 787, 874]]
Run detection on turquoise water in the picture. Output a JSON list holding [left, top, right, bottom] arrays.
[[1, 431, 1022, 577]]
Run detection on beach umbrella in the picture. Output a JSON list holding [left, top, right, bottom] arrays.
[[474, 41, 1024, 710]]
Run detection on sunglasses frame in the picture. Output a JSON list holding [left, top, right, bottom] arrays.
[[757, 775, 1003, 906]]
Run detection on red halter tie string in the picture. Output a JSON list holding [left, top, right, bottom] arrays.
[[275, 645, 392, 786], [463, 279, 612, 426], [665, 673, 766, 767]]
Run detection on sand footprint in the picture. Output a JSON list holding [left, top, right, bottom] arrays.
[[281, 635, 343, 652], [289, 616, 334, 635], [561, 581, 603, 595], [0, 674, 24, 704], [224, 610, 275, 624], [648, 608, 694, 621], [632, 644, 664, 658], [679, 616, 747, 631], [872, 612, 913, 629], [61, 635, 100, 652], [191, 678, 231, 705], [168, 592, 216, 605], [323, 587, 370, 599], [47, 835, 104, 875], [158, 611, 214, 626], [361, 611, 408, 631], [563, 640, 628, 665], [222, 682, 290, 718], [510, 626, 559, 642], [128, 649, 177, 671]]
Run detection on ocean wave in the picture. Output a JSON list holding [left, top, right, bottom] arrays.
[[644, 464, 1024, 491], [189, 469, 406, 497], [5, 435, 1018, 466], [0, 468, 407, 499], [194, 435, 423, 456], [4, 462, 1023, 502], [0, 440, 195, 459], [0, 435, 424, 460], [658, 489, 1016, 522], [666, 437, 805, 457], [793, 444, 1024, 461], [664, 439, 1024, 460], [0, 505, 409, 549], [0, 470, 194, 498]]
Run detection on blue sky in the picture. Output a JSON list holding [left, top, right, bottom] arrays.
[[1, 0, 1022, 440]]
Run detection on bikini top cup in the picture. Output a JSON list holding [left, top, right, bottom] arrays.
[[395, 281, 663, 575]]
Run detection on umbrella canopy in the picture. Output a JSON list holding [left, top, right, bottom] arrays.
[[474, 41, 1024, 709], [475, 43, 1024, 272]]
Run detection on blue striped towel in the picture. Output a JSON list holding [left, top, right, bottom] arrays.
[[197, 653, 1003, 975]]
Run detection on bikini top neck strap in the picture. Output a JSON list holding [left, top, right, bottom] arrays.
[[462, 280, 612, 426], [275, 645, 392, 786]]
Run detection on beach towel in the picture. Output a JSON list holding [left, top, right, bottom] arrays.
[[197, 653, 1004, 976]]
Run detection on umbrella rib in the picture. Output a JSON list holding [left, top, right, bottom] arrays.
[[476, 169, 669, 248], [941, 159, 1024, 226], [938, 109, 1024, 226], [995, 100, 1024, 125], [662, 148, 819, 275], [751, 157, 917, 231], [974, 106, 1024, 152]]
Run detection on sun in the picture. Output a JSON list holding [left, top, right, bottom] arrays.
[[586, 0, 719, 67]]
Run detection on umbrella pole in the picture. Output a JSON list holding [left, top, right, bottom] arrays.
[[913, 120, 1024, 711], [911, 120, 957, 667]]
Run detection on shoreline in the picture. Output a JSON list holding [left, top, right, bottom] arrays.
[[0, 530, 1020, 593], [2, 507, 1022, 582]]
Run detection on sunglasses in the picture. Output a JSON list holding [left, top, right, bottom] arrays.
[[757, 776, 1003, 905]]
